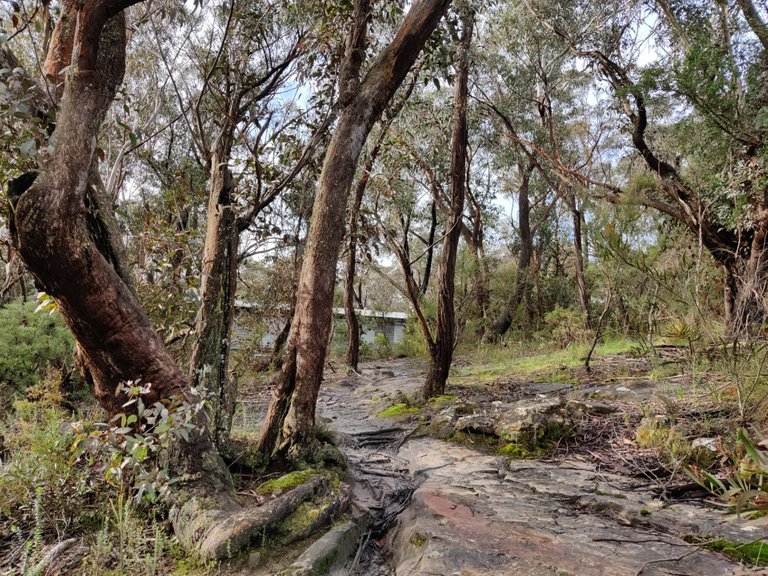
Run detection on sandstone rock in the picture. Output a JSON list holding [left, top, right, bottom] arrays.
[[455, 414, 498, 436], [494, 397, 572, 449]]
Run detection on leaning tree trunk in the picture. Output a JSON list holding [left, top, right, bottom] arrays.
[[189, 139, 239, 449], [422, 8, 472, 400], [8, 2, 293, 561], [257, 0, 451, 463], [487, 161, 535, 340]]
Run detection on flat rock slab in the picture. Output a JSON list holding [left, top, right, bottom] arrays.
[[240, 359, 768, 575], [392, 484, 734, 576], [389, 438, 767, 576]]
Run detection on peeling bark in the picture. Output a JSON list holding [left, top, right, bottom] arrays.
[[189, 142, 239, 448]]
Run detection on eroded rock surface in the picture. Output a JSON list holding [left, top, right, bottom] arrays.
[[319, 360, 768, 576]]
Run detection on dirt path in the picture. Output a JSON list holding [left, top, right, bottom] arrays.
[[307, 358, 768, 576]]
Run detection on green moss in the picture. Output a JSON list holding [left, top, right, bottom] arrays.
[[376, 403, 420, 418], [499, 443, 532, 459], [279, 500, 322, 534], [427, 395, 457, 405], [703, 539, 768, 565], [170, 557, 217, 576], [409, 533, 428, 547], [256, 470, 317, 495]]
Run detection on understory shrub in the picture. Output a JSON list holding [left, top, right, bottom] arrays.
[[543, 305, 591, 347], [0, 389, 110, 542], [0, 299, 74, 410]]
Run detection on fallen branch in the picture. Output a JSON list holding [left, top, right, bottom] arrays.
[[635, 548, 699, 575], [28, 538, 78, 576]]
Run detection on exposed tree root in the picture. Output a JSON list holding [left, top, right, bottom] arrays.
[[282, 482, 353, 546], [171, 476, 327, 560]]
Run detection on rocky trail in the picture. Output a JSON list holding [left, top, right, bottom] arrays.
[[235, 357, 768, 576]]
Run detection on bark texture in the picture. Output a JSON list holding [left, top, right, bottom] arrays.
[[422, 8, 473, 400], [189, 141, 239, 448], [257, 0, 451, 461], [12, 13, 190, 416]]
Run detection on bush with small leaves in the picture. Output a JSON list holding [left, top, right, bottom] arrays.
[[0, 299, 74, 411]]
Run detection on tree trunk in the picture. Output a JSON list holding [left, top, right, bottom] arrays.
[[487, 161, 535, 339], [344, 71, 419, 372], [189, 140, 239, 448], [420, 201, 438, 295], [345, 135, 385, 372], [6, 4, 278, 561], [567, 188, 590, 329], [422, 7, 472, 400], [257, 0, 451, 462], [466, 181, 490, 335], [0, 245, 25, 306]]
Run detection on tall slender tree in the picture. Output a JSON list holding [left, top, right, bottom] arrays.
[[422, 4, 473, 399], [257, 0, 452, 461]]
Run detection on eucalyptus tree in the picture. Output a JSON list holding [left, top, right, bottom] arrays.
[[2, 0, 339, 560], [358, 4, 474, 398], [342, 72, 418, 372], [256, 0, 452, 462], [183, 0, 307, 449], [524, 0, 768, 337], [117, 0, 331, 448], [4, 0, 241, 552], [473, 1, 597, 339], [422, 4, 473, 399]]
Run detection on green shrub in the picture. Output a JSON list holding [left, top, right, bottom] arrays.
[[543, 305, 591, 347], [0, 396, 110, 541], [0, 299, 74, 406], [373, 332, 391, 358], [396, 316, 428, 357]]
